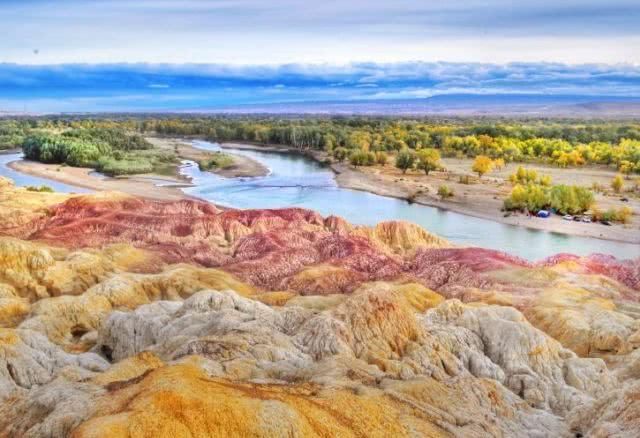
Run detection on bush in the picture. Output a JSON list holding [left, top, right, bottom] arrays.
[[95, 157, 153, 176], [504, 183, 594, 215], [415, 148, 442, 175], [198, 153, 233, 171], [349, 150, 376, 166], [437, 185, 454, 200], [593, 206, 633, 223], [503, 184, 549, 212], [611, 174, 624, 193], [472, 155, 494, 178], [25, 185, 54, 193], [375, 151, 388, 165], [549, 185, 594, 215], [395, 149, 416, 173], [332, 147, 349, 162]]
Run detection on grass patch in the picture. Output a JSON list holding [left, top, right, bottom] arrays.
[[198, 152, 234, 171], [25, 185, 54, 193], [95, 150, 179, 176]]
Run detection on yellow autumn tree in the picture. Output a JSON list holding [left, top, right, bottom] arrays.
[[472, 155, 494, 178]]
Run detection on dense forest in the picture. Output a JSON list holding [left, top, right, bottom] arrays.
[[1, 116, 639, 174]]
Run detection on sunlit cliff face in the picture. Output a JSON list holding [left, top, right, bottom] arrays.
[[1, 176, 639, 437]]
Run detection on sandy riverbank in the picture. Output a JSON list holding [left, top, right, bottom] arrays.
[[4, 138, 270, 201], [8, 160, 191, 201], [220, 142, 640, 245]]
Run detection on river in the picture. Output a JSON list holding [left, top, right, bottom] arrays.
[[1, 144, 638, 260], [181, 141, 639, 261]]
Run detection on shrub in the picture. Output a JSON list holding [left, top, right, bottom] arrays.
[[95, 157, 153, 176], [349, 150, 376, 166], [503, 184, 549, 212], [472, 155, 494, 178], [198, 153, 233, 171], [332, 147, 349, 162], [611, 174, 624, 193], [549, 185, 594, 215], [593, 206, 633, 223], [395, 149, 416, 173], [25, 185, 54, 193], [375, 151, 388, 165], [437, 185, 454, 200], [415, 148, 442, 175]]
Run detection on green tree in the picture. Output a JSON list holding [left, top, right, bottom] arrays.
[[395, 149, 415, 174], [549, 185, 594, 215], [332, 147, 349, 162]]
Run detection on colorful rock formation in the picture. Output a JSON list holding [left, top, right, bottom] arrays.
[[0, 181, 639, 436]]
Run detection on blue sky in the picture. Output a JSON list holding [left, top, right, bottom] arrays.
[[1, 1, 639, 112]]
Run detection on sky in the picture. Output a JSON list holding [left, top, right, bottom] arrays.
[[1, 0, 639, 112]]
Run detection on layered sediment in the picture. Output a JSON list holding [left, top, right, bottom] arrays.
[[0, 176, 639, 437]]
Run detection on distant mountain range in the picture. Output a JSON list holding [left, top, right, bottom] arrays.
[[211, 94, 640, 118], [2, 94, 640, 118]]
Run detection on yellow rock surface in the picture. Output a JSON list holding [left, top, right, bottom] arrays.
[[353, 220, 450, 256], [526, 286, 640, 356], [72, 362, 450, 438]]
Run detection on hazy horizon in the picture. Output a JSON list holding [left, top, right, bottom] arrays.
[[2, 1, 639, 113]]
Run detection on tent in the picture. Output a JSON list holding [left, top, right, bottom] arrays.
[[536, 210, 550, 218]]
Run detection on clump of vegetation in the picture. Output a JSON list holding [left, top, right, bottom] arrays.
[[374, 151, 388, 165], [503, 184, 550, 213], [395, 149, 416, 174], [509, 166, 552, 186], [198, 152, 234, 171], [549, 185, 595, 215], [396, 148, 416, 173], [331, 147, 349, 162], [23, 133, 112, 167], [437, 185, 454, 200], [95, 157, 153, 176], [504, 183, 594, 215], [349, 150, 376, 166], [611, 174, 624, 193], [472, 155, 495, 178], [21, 129, 176, 176], [592, 206, 634, 224], [415, 148, 442, 175], [25, 185, 54, 193]]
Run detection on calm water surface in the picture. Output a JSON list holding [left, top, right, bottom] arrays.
[[182, 141, 639, 261], [1, 145, 638, 261]]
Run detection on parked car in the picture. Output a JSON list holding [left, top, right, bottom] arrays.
[[563, 214, 574, 221], [536, 210, 550, 218], [601, 220, 612, 226], [581, 216, 592, 223], [621, 198, 629, 202], [573, 215, 582, 222]]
